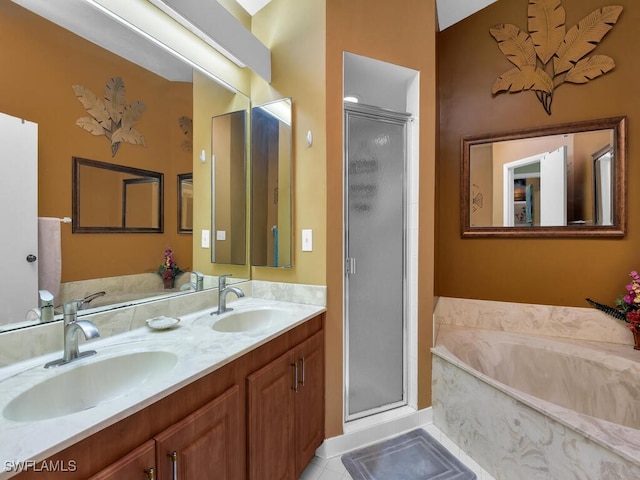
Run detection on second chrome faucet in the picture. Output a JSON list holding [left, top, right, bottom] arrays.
[[213, 274, 245, 315]]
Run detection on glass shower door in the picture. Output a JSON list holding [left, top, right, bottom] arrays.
[[345, 104, 409, 421]]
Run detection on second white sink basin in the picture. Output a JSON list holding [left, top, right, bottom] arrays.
[[3, 351, 178, 422], [212, 307, 290, 332]]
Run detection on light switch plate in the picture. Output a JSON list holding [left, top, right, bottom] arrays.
[[201, 230, 210, 248], [302, 229, 313, 252], [216, 230, 226, 241]]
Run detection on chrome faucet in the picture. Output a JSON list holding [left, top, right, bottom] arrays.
[[214, 274, 245, 315], [180, 271, 205, 292], [45, 299, 100, 368], [38, 290, 55, 323]]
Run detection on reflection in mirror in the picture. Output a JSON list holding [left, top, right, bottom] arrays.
[[251, 99, 292, 267], [0, 2, 253, 333], [462, 117, 626, 237], [593, 145, 613, 226], [178, 173, 193, 233], [72, 157, 163, 233], [211, 111, 246, 265]]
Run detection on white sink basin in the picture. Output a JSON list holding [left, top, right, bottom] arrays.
[[3, 351, 178, 422], [212, 307, 290, 332]]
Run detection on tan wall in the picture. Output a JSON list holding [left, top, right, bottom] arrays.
[[192, 73, 251, 279], [326, 0, 437, 437], [250, 0, 327, 285], [437, 0, 636, 307], [0, 2, 193, 282]]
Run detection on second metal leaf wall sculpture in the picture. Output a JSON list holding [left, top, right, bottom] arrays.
[[73, 77, 146, 157], [490, 0, 623, 115]]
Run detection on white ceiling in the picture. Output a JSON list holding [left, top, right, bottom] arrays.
[[436, 0, 498, 31], [11, 0, 492, 84], [234, 0, 497, 31]]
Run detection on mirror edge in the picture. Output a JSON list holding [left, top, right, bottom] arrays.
[[460, 116, 627, 238]]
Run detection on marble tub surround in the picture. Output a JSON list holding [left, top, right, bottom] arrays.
[[432, 326, 640, 480], [0, 282, 253, 367], [0, 296, 325, 479], [434, 296, 632, 346]]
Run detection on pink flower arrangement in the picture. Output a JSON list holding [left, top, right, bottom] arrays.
[[158, 247, 182, 280], [587, 271, 640, 333]]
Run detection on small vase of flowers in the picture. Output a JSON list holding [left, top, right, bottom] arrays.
[[158, 247, 182, 289], [587, 270, 640, 350]]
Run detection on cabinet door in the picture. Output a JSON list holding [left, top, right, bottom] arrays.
[[294, 330, 325, 477], [88, 440, 156, 480], [247, 349, 296, 480], [155, 385, 242, 480]]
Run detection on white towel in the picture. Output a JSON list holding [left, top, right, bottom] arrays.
[[38, 217, 62, 299]]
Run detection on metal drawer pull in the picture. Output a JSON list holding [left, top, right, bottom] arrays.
[[299, 357, 305, 386], [168, 451, 178, 480], [292, 363, 298, 392], [145, 467, 155, 480]]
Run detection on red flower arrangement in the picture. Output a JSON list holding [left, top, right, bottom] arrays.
[[157, 247, 182, 280]]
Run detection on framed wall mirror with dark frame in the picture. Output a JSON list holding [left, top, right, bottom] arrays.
[[178, 173, 193, 234], [461, 116, 627, 238], [72, 157, 164, 233]]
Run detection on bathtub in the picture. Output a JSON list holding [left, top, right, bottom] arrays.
[[432, 325, 640, 480]]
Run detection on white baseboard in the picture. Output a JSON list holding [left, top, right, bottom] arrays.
[[316, 406, 432, 459]]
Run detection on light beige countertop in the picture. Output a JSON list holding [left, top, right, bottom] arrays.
[[0, 297, 325, 479]]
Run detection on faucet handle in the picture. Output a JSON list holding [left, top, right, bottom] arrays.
[[62, 299, 83, 317], [218, 274, 232, 290], [38, 290, 54, 308]]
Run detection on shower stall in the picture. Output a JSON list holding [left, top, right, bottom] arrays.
[[344, 103, 410, 421]]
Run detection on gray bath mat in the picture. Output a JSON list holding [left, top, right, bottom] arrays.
[[341, 429, 477, 480]]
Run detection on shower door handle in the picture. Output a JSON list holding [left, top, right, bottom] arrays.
[[346, 257, 356, 275]]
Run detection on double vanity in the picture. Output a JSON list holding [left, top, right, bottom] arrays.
[[0, 291, 326, 479]]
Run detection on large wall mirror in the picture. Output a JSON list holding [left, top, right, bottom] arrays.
[[461, 116, 627, 237], [0, 2, 251, 333], [251, 99, 293, 268], [211, 110, 247, 265], [73, 157, 163, 233]]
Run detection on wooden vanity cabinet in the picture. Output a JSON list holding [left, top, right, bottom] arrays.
[[87, 440, 156, 480], [154, 385, 242, 479], [247, 330, 324, 480], [13, 314, 324, 480]]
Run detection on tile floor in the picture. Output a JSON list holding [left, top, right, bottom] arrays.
[[298, 423, 496, 480]]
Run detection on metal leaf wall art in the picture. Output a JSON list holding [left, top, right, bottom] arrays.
[[72, 77, 146, 156], [490, 0, 623, 115]]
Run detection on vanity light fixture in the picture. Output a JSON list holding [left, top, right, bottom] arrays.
[[147, 0, 271, 82], [79, 0, 239, 94]]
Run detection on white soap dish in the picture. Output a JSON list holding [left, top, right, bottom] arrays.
[[146, 316, 180, 330]]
